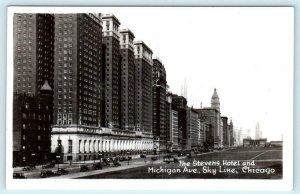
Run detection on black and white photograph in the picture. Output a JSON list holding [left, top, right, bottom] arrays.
[[6, 6, 293, 190]]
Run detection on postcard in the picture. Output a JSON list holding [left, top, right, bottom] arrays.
[[6, 6, 294, 191]]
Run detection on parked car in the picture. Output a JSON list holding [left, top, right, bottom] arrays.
[[127, 156, 132, 161], [22, 165, 36, 171], [93, 162, 103, 170], [40, 170, 56, 178], [163, 155, 179, 164], [42, 161, 55, 169], [140, 154, 146, 158], [101, 158, 110, 166], [13, 172, 26, 179], [177, 152, 184, 157], [113, 161, 121, 167], [56, 168, 69, 176], [119, 156, 126, 161], [151, 156, 158, 161], [80, 165, 89, 172]]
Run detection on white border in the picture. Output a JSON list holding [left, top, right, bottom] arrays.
[[6, 6, 294, 191]]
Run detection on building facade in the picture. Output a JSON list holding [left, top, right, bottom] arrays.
[[51, 13, 104, 161], [134, 41, 153, 134], [228, 119, 234, 146], [171, 94, 187, 150], [221, 116, 228, 146], [119, 29, 136, 131], [152, 58, 167, 151], [187, 108, 201, 150], [255, 123, 262, 139], [51, 14, 153, 162], [102, 14, 122, 129], [196, 108, 218, 148], [170, 110, 179, 151], [13, 13, 55, 166], [243, 138, 267, 147], [210, 88, 222, 146]]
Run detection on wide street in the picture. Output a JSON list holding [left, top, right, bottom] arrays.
[[81, 147, 282, 179], [14, 146, 282, 179]]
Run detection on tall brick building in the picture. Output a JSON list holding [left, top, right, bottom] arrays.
[[171, 94, 187, 150], [152, 58, 167, 151], [102, 14, 122, 129], [134, 41, 153, 134], [51, 13, 104, 161], [119, 29, 136, 131], [13, 13, 55, 166]]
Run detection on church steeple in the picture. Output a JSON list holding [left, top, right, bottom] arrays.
[[211, 88, 220, 111]]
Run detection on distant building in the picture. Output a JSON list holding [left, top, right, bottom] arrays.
[[221, 116, 228, 146], [196, 108, 219, 148], [152, 58, 167, 151], [13, 13, 55, 166], [243, 138, 267, 147], [171, 94, 188, 150], [170, 110, 179, 151], [187, 108, 201, 150], [165, 93, 172, 151], [269, 141, 283, 147], [228, 119, 234, 146], [255, 123, 263, 139]]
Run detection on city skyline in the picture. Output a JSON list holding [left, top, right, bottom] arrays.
[[89, 7, 293, 141], [7, 7, 291, 188]]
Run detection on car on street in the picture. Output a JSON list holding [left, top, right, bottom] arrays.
[[13, 172, 26, 179], [56, 168, 69, 176], [151, 156, 158, 161], [40, 170, 56, 178], [22, 165, 36, 171], [80, 165, 89, 172], [113, 161, 121, 167], [93, 162, 103, 170], [163, 155, 179, 164]]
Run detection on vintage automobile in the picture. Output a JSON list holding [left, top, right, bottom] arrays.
[[92, 162, 103, 170], [112, 161, 121, 167], [101, 158, 110, 166], [56, 168, 69, 176], [22, 165, 36, 171], [42, 161, 55, 169], [13, 172, 26, 179], [40, 170, 56, 178], [80, 165, 89, 172], [151, 156, 158, 161], [163, 155, 179, 164]]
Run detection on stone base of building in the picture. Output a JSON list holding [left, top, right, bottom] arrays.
[[51, 125, 154, 162]]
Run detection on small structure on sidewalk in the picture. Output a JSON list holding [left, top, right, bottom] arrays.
[[243, 138, 267, 147]]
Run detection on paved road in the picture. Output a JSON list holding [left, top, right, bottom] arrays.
[[81, 147, 282, 179], [13, 147, 282, 179]]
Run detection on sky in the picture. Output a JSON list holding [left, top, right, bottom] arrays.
[[92, 7, 293, 141], [12, 7, 294, 141]]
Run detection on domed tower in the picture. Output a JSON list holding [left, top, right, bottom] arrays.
[[211, 88, 220, 111]]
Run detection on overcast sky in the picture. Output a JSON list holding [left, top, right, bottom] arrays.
[[94, 7, 293, 141], [13, 7, 294, 141]]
